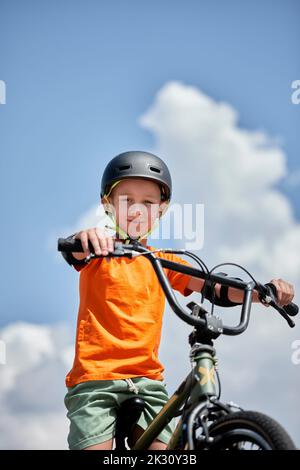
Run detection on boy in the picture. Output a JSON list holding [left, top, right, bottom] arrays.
[[62, 151, 294, 450]]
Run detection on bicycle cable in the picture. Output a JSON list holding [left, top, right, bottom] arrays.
[[207, 261, 260, 315], [181, 251, 213, 306], [215, 368, 221, 400], [209, 262, 258, 284]]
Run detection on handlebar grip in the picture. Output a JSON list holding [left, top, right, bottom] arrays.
[[283, 302, 299, 317], [57, 237, 132, 260], [57, 237, 92, 253]]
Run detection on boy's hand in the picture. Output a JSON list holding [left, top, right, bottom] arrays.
[[74, 227, 115, 257], [264, 279, 295, 307]]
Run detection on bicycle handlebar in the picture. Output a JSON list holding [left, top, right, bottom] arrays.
[[57, 237, 298, 335]]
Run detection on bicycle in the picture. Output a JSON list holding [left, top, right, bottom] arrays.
[[58, 237, 299, 450]]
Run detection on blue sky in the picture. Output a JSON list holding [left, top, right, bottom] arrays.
[[0, 0, 299, 326], [1, 0, 300, 450]]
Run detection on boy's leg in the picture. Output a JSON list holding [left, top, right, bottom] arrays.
[[126, 377, 176, 450], [130, 424, 167, 450], [149, 441, 167, 450], [83, 438, 113, 450], [64, 381, 118, 450]]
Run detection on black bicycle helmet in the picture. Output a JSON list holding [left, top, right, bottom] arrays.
[[100, 151, 172, 202]]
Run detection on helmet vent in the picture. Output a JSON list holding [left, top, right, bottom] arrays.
[[118, 165, 131, 172], [149, 166, 161, 174]]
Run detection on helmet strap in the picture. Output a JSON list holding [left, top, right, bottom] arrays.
[[104, 209, 166, 245]]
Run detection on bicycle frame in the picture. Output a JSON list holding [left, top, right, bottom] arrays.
[[132, 346, 218, 450]]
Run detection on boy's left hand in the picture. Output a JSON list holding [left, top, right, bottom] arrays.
[[266, 279, 295, 307]]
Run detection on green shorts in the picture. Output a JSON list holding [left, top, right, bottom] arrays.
[[64, 377, 176, 450]]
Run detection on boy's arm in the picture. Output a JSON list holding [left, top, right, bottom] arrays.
[[187, 276, 294, 307], [187, 276, 258, 306]]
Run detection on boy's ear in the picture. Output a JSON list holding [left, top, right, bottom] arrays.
[[101, 196, 113, 214]]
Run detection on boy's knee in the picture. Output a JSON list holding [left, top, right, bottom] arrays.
[[148, 439, 168, 450]]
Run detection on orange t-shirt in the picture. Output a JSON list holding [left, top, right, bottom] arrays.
[[66, 246, 193, 388]]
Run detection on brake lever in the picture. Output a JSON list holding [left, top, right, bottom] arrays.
[[259, 283, 295, 328], [269, 300, 295, 328]]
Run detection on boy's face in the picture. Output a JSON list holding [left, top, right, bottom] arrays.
[[102, 178, 167, 240]]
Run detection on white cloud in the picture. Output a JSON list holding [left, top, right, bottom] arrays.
[[139, 81, 299, 279], [0, 322, 74, 449]]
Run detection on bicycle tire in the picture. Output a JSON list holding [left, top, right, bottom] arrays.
[[203, 410, 297, 450]]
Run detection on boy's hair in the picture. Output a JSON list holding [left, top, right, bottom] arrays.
[[105, 178, 163, 201]]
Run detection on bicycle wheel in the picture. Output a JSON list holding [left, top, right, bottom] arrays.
[[204, 411, 297, 450]]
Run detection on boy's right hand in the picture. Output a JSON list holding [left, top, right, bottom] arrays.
[[73, 227, 115, 259]]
